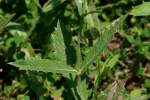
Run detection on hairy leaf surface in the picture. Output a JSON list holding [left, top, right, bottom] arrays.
[[9, 58, 77, 74], [52, 21, 67, 62]]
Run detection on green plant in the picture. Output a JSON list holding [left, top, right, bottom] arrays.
[[0, 0, 150, 99]]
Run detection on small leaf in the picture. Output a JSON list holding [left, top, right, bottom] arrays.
[[125, 34, 135, 43], [0, 14, 15, 32], [106, 54, 120, 69], [9, 58, 77, 75], [130, 2, 150, 16]]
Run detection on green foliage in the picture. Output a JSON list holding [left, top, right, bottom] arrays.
[[0, 0, 150, 99], [9, 58, 77, 74], [52, 21, 67, 62], [0, 14, 14, 32], [42, 0, 65, 13], [130, 2, 150, 16], [75, 0, 84, 16], [129, 88, 149, 100], [80, 15, 127, 74]]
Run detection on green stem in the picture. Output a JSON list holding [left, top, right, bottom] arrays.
[[74, 11, 85, 99], [75, 16, 83, 71], [76, 75, 85, 100], [75, 37, 81, 70]]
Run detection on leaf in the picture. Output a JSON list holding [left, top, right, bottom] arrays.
[[9, 58, 77, 74], [106, 54, 120, 69], [59, 21, 76, 65], [42, 0, 65, 13], [81, 15, 127, 74], [130, 2, 150, 16], [125, 34, 135, 43], [129, 89, 149, 100], [0, 14, 15, 32], [77, 79, 90, 100], [75, 0, 84, 15], [25, 0, 39, 17], [84, 1, 101, 37], [33, 0, 42, 9], [84, 1, 100, 29], [52, 21, 67, 63]]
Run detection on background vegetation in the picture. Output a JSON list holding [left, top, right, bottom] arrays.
[[0, 0, 150, 100]]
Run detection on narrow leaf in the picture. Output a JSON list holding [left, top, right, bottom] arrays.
[[52, 21, 67, 62], [9, 58, 77, 74], [130, 2, 150, 16], [106, 54, 120, 69], [81, 15, 127, 74]]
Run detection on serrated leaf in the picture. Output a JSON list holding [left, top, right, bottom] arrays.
[[81, 15, 127, 73], [52, 21, 67, 62], [42, 0, 65, 13], [130, 2, 150, 16], [0, 14, 15, 32], [9, 58, 77, 74], [59, 21, 76, 65]]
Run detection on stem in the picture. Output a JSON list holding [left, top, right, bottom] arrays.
[[75, 36, 81, 70], [74, 10, 85, 99], [76, 75, 85, 100], [75, 16, 83, 70], [83, 10, 102, 17]]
